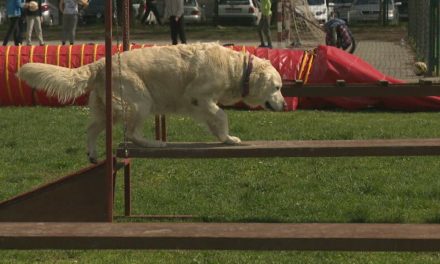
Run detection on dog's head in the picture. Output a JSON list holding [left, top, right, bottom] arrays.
[[242, 58, 286, 111]]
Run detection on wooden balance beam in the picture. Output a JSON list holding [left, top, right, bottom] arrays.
[[116, 139, 440, 159], [1, 222, 440, 251], [281, 80, 440, 97], [116, 138, 440, 216]]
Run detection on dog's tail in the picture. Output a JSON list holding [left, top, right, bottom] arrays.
[[16, 60, 104, 103]]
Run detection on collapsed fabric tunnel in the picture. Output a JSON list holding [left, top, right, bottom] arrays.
[[0, 44, 147, 107], [1, 44, 440, 110]]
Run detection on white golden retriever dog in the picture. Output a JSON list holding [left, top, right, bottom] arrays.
[[17, 43, 286, 163]]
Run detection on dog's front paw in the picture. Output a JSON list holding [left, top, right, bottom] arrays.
[[223, 136, 241, 145], [87, 152, 98, 164]]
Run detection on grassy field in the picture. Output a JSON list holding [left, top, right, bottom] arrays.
[[1, 106, 440, 263]]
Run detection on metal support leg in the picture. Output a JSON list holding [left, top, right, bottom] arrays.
[[161, 115, 167, 142], [124, 159, 131, 217], [155, 115, 161, 140]]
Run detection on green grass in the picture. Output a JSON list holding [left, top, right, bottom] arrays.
[[1, 107, 440, 262]]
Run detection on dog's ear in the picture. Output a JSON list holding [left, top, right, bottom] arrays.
[[258, 72, 269, 81]]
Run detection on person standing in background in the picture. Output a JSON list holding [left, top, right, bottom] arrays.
[[139, 0, 162, 25], [59, 0, 88, 45], [257, 0, 272, 48], [163, 0, 186, 45], [24, 0, 45, 46], [2, 0, 25, 46]]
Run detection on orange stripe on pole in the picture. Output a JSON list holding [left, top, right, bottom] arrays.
[[44, 45, 48, 64], [68, 45, 72, 68], [56, 45, 61, 66], [5, 46, 13, 104], [93, 44, 98, 61], [298, 52, 309, 81], [304, 54, 314, 84], [17, 45, 25, 104], [30, 45, 39, 105], [30, 46, 35, 62], [80, 44, 85, 66]]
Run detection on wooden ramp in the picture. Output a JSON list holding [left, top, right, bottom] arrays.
[[116, 139, 440, 158], [0, 161, 112, 222], [1, 222, 440, 251]]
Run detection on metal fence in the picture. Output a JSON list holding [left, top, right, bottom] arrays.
[[408, 0, 440, 76]]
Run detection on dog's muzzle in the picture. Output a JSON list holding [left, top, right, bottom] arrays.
[[265, 101, 287, 111], [265, 101, 275, 111]]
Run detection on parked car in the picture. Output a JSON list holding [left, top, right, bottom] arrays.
[[348, 0, 401, 24], [328, 0, 352, 21], [78, 0, 105, 24], [397, 0, 407, 20], [184, 0, 203, 23], [41, 0, 59, 26], [307, 0, 328, 24], [216, 0, 261, 26]]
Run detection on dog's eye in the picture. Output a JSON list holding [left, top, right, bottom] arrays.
[[276, 86, 281, 91]]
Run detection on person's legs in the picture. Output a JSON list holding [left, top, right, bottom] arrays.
[[69, 14, 78, 44], [177, 16, 186, 44], [62, 14, 77, 45], [34, 16, 44, 45], [2, 17, 19, 45], [13, 16, 25, 45], [169, 16, 178, 45], [262, 15, 272, 47], [25, 16, 35, 45], [150, 4, 162, 25], [61, 14, 69, 44], [257, 16, 265, 46], [141, 8, 150, 24]]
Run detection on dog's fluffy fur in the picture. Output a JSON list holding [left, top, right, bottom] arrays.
[[17, 43, 285, 162]]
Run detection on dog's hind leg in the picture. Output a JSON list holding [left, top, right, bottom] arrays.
[[125, 104, 166, 148], [87, 118, 106, 163], [87, 96, 106, 163], [191, 101, 241, 145]]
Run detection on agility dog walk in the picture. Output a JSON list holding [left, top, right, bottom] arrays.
[[17, 43, 286, 163]]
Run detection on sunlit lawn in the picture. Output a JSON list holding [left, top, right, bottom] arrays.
[[1, 106, 440, 263]]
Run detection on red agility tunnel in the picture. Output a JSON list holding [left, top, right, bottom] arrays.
[[232, 45, 440, 111], [2, 44, 440, 110], [0, 44, 151, 106]]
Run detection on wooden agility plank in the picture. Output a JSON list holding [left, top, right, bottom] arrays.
[[116, 139, 440, 158], [1, 222, 440, 251], [281, 81, 440, 97]]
